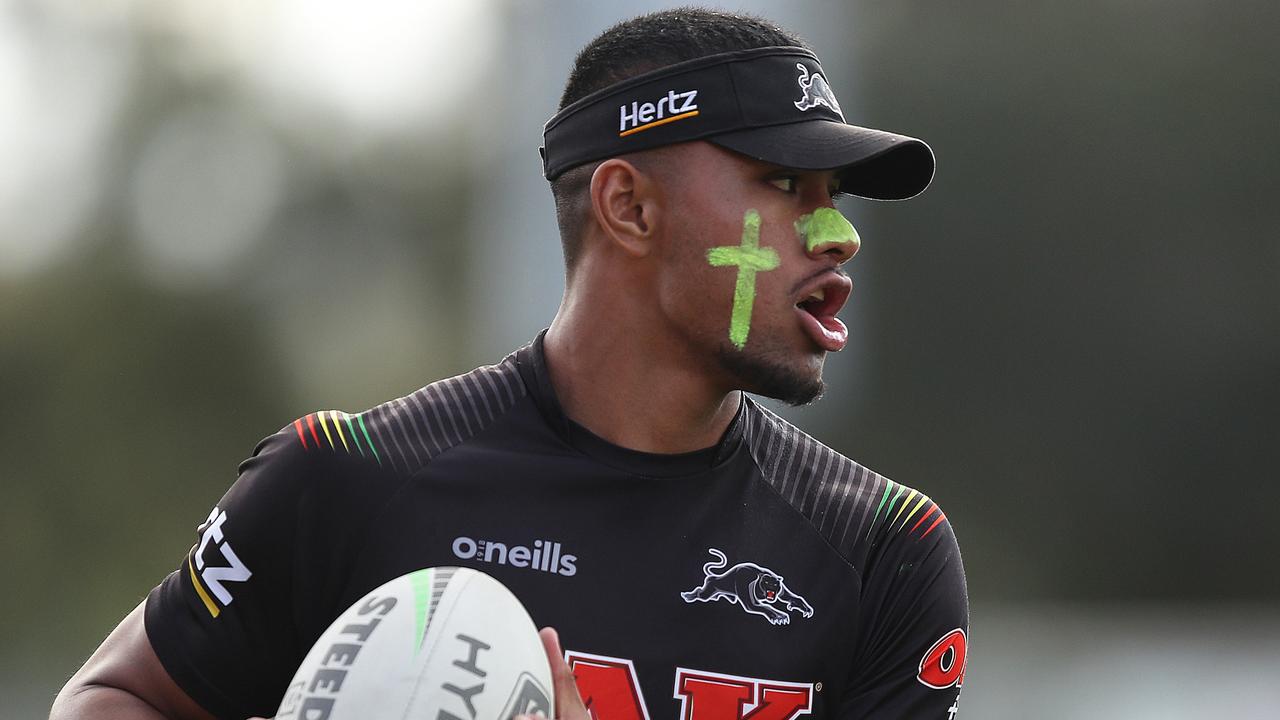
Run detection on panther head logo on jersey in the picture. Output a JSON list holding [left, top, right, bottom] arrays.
[[680, 548, 814, 625], [793, 63, 844, 118]]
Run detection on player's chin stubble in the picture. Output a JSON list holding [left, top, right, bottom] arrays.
[[714, 343, 825, 406]]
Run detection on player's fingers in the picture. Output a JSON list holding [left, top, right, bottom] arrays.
[[544, 627, 588, 717], [515, 627, 587, 720]]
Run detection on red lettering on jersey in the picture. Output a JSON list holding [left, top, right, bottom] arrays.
[[674, 668, 813, 720], [566, 651, 651, 720], [917, 628, 968, 690]]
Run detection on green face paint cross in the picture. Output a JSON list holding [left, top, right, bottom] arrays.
[[707, 209, 780, 350]]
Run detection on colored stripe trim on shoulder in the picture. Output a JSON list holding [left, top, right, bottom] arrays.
[[885, 484, 907, 519], [920, 511, 948, 540], [356, 414, 381, 466], [318, 412, 335, 449], [891, 488, 920, 526], [329, 411, 350, 452], [286, 352, 525, 474], [187, 554, 220, 618], [897, 493, 931, 531], [342, 413, 364, 456], [864, 479, 947, 543], [911, 502, 942, 535], [739, 400, 954, 563], [867, 481, 896, 540], [305, 414, 320, 447], [294, 409, 388, 469]]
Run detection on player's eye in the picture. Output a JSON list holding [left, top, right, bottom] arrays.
[[768, 176, 797, 193]]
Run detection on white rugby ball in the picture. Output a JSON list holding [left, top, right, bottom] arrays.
[[274, 567, 554, 720]]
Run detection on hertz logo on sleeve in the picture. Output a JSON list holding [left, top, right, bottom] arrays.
[[187, 506, 253, 618], [618, 89, 699, 137]]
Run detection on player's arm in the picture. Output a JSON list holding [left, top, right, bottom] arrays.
[[840, 498, 970, 719], [56, 423, 359, 720], [50, 602, 215, 720]]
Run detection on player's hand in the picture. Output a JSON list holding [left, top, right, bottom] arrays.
[[514, 627, 588, 720]]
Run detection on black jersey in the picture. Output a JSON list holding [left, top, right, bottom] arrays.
[[145, 333, 968, 720]]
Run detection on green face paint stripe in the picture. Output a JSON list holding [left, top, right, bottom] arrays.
[[356, 414, 382, 466], [410, 568, 433, 654], [706, 209, 780, 349], [795, 207, 860, 253]]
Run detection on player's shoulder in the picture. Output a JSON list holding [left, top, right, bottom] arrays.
[[252, 351, 528, 482], [741, 397, 955, 562]]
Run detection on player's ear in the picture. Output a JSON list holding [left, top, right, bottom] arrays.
[[589, 158, 662, 258]]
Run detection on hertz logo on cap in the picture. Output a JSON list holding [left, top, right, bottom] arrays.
[[618, 89, 699, 137]]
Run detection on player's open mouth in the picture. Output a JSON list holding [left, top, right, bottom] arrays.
[[794, 273, 852, 352]]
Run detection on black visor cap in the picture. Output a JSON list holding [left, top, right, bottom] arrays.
[[541, 47, 935, 201], [708, 119, 936, 201]]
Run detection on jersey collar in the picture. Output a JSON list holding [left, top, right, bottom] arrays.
[[516, 329, 746, 477]]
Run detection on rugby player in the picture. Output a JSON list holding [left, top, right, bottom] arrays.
[[52, 8, 968, 719]]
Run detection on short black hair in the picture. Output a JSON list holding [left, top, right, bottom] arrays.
[[550, 7, 809, 273]]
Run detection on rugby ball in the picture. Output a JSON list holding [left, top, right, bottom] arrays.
[[274, 567, 553, 720]]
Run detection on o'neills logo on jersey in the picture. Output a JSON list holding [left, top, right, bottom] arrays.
[[618, 89, 699, 137], [451, 536, 577, 577]]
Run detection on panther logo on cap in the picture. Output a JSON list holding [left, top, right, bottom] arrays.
[[793, 63, 843, 118]]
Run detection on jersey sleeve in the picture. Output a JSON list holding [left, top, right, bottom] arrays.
[[840, 497, 969, 719], [143, 422, 385, 719]]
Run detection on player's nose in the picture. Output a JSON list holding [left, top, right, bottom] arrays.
[[799, 206, 860, 266], [806, 233, 859, 265]]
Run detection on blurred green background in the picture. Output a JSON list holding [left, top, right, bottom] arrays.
[[3, 1, 1278, 717]]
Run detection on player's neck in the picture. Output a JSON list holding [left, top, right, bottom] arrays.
[[544, 307, 741, 456]]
